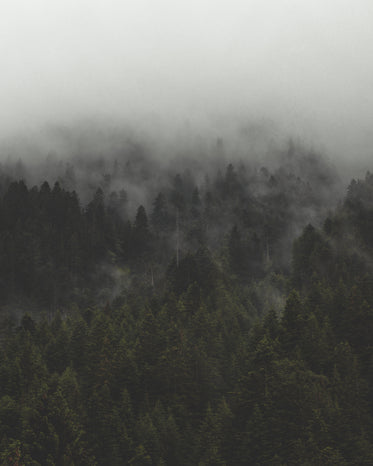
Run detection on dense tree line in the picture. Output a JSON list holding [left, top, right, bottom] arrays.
[[0, 144, 339, 313], [1, 149, 373, 464]]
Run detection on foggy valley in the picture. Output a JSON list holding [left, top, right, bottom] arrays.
[[1, 1, 373, 464]]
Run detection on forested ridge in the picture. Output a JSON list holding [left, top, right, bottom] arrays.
[[0, 143, 373, 465]]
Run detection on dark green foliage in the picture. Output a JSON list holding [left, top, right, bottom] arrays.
[[1, 154, 373, 464]]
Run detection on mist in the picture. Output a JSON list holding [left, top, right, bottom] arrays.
[[4, 5, 373, 461], [1, 0, 373, 172]]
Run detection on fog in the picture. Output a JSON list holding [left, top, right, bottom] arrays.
[[1, 0, 373, 168]]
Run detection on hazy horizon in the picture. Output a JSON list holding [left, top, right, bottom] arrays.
[[1, 0, 373, 168]]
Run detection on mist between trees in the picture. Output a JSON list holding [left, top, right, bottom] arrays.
[[1, 123, 373, 464]]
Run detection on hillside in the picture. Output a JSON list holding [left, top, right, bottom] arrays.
[[1, 147, 373, 464]]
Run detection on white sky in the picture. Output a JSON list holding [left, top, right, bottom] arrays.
[[1, 0, 373, 158]]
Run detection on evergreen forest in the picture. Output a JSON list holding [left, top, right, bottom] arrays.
[[1, 138, 373, 465]]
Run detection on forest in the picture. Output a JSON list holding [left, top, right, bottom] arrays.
[[0, 137, 373, 465]]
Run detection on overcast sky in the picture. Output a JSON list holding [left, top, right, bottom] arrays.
[[1, 0, 373, 159]]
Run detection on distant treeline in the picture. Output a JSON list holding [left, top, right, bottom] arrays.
[[0, 142, 338, 313]]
